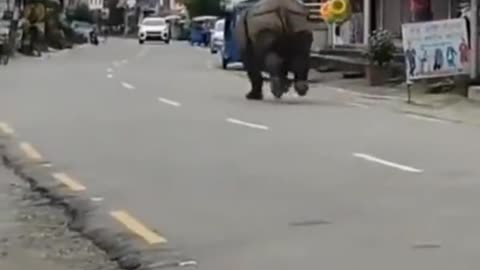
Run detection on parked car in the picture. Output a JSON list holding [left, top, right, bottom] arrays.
[[209, 18, 224, 54], [221, 0, 258, 69], [189, 16, 217, 47], [138, 17, 170, 44], [70, 20, 96, 43]]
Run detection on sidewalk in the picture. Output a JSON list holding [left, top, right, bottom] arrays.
[[1, 42, 93, 67], [0, 168, 118, 270], [314, 71, 480, 126]]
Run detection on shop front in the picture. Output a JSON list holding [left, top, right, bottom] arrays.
[[335, 0, 467, 45], [377, 0, 480, 78], [328, 0, 480, 79], [379, 0, 465, 36]]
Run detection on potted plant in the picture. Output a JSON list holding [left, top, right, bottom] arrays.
[[366, 29, 396, 86]]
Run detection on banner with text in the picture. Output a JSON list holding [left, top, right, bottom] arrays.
[[402, 18, 470, 81]]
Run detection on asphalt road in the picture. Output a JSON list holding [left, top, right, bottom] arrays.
[[2, 38, 480, 269]]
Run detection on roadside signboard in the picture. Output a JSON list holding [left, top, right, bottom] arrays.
[[402, 18, 470, 81], [88, 0, 103, 10]]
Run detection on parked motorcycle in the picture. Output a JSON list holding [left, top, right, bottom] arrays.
[[89, 29, 99, 45], [0, 19, 10, 65], [0, 42, 9, 65]]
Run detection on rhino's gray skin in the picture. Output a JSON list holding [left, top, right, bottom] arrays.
[[235, 0, 313, 100]]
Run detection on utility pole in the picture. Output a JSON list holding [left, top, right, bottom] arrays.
[[363, 0, 370, 45], [471, 0, 478, 79], [7, 0, 20, 56], [123, 2, 128, 36], [123, 0, 134, 36]]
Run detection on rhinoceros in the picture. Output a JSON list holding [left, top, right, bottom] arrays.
[[235, 0, 313, 100]]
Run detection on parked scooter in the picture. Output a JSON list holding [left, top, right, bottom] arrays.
[[0, 42, 9, 65]]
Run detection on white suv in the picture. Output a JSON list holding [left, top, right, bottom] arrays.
[[138, 17, 170, 44]]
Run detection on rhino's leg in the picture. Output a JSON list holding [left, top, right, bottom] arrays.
[[281, 59, 292, 91], [242, 50, 264, 100], [290, 32, 313, 96], [252, 30, 287, 99], [265, 51, 287, 99]]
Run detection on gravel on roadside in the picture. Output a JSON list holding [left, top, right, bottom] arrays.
[[0, 167, 118, 270]]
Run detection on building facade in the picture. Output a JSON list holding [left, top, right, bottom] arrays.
[[376, 0, 466, 38], [309, 0, 480, 78], [158, 0, 175, 10], [332, 0, 469, 45]]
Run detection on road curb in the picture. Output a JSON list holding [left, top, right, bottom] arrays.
[[0, 132, 194, 270], [397, 109, 464, 124]]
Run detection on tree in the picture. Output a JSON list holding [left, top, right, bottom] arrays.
[[69, 3, 94, 22], [106, 0, 124, 26], [178, 0, 222, 17]]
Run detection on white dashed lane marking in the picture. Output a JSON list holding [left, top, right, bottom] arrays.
[[158, 97, 181, 107], [121, 82, 135, 90], [226, 118, 269, 131], [179, 261, 198, 267], [107, 74, 113, 79], [136, 47, 150, 58], [206, 60, 214, 69], [353, 153, 423, 173]]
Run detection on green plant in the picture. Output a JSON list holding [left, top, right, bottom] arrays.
[[179, 0, 221, 17], [69, 3, 93, 23], [367, 29, 395, 66]]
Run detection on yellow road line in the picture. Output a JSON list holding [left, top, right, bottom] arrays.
[[19, 142, 43, 161], [52, 172, 87, 191], [110, 210, 167, 245], [0, 122, 14, 135]]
